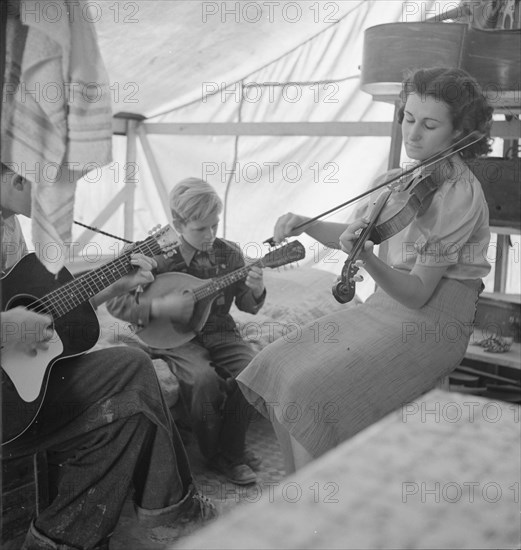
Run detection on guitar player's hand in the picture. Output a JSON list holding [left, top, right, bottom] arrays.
[[1, 306, 53, 355], [123, 253, 157, 290], [92, 253, 157, 307], [150, 291, 195, 326]]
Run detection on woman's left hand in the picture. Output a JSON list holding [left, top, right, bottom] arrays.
[[339, 217, 375, 260], [245, 265, 265, 299]]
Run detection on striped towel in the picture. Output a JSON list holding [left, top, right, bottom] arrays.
[[2, 0, 113, 274]]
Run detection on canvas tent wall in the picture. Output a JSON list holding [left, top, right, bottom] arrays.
[[68, 1, 433, 263], [15, 0, 517, 295]]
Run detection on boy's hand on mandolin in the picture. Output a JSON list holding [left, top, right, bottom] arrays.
[[151, 291, 195, 325], [245, 266, 265, 299]]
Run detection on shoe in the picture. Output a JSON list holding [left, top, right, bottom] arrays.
[[134, 484, 218, 544], [209, 453, 257, 485], [243, 447, 262, 471]]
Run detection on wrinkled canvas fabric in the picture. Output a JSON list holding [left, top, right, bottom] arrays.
[[2, 0, 112, 273]]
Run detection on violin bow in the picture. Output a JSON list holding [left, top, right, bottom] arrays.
[[264, 131, 484, 246]]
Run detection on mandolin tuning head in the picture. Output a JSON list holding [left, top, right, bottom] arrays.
[[163, 244, 176, 258]]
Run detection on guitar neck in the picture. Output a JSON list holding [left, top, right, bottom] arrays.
[[192, 262, 260, 302], [37, 238, 161, 320]]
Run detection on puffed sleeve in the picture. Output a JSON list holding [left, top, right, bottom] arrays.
[[407, 177, 490, 269]]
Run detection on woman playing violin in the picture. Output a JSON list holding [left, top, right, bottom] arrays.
[[237, 67, 494, 473]]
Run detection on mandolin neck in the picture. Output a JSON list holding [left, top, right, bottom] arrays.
[[192, 261, 261, 302]]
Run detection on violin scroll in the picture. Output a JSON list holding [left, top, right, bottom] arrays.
[[332, 260, 359, 304]]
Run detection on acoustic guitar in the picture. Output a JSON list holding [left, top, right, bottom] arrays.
[[1, 225, 178, 445], [136, 240, 306, 349]]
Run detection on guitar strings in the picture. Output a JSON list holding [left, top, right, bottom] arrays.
[[28, 238, 161, 319]]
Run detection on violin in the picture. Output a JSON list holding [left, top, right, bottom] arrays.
[[331, 134, 481, 304], [263, 134, 483, 304], [331, 162, 447, 304]]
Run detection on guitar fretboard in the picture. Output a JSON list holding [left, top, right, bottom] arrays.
[[35, 238, 161, 320]]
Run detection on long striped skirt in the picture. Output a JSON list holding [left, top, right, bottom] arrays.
[[237, 278, 482, 458]]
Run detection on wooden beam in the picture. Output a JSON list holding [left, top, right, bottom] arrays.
[[493, 234, 510, 293], [492, 119, 521, 139], [143, 121, 394, 136], [136, 125, 172, 222], [139, 119, 520, 138], [112, 116, 128, 136], [124, 120, 138, 240], [387, 102, 402, 170]]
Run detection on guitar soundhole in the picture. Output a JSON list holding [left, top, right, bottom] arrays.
[[9, 294, 42, 310]]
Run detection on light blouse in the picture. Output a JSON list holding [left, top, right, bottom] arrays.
[[386, 154, 491, 280]]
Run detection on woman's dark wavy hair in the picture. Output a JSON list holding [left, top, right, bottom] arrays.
[[397, 67, 493, 159]]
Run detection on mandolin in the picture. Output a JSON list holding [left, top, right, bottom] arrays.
[[136, 240, 306, 349], [1, 225, 178, 445]]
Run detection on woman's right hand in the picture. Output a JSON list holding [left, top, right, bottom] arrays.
[[273, 212, 310, 243]]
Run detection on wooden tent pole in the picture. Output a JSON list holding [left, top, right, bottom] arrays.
[[136, 125, 172, 223], [123, 120, 138, 241]]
